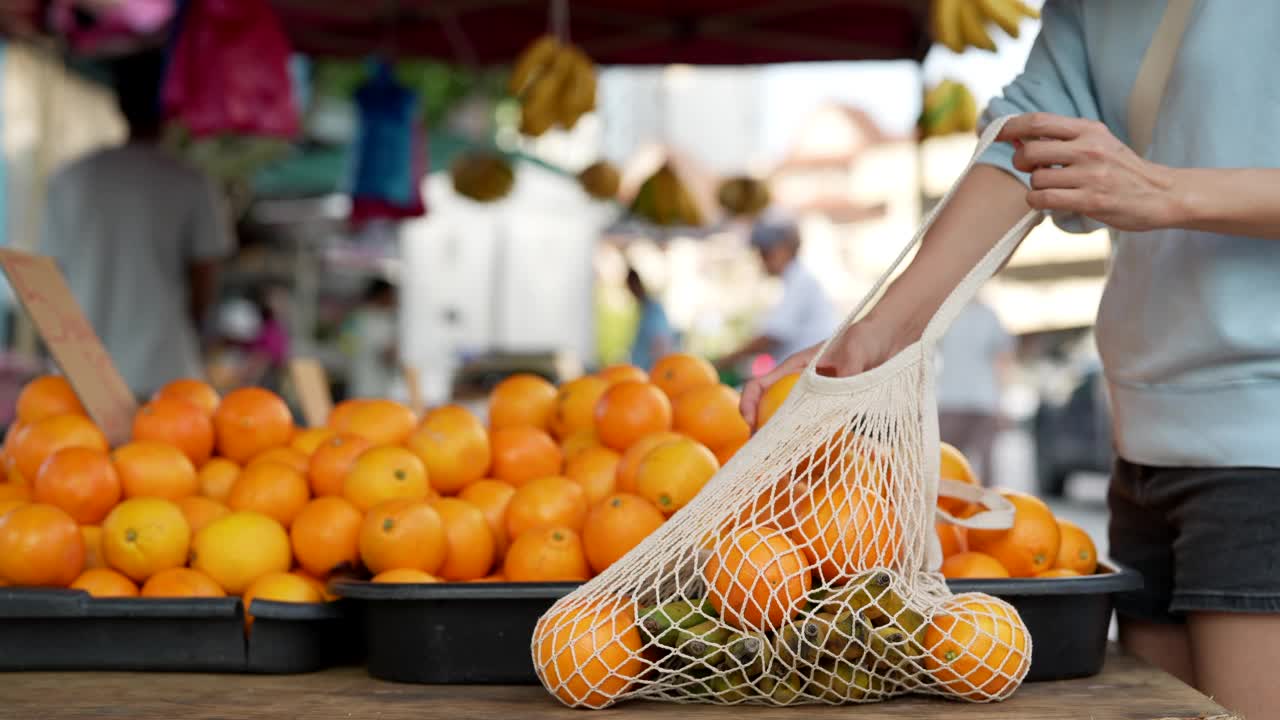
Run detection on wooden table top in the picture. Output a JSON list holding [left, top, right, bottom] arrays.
[[0, 651, 1237, 719]]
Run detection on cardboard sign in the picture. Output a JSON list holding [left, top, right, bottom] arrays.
[[0, 249, 136, 445], [288, 357, 332, 428]]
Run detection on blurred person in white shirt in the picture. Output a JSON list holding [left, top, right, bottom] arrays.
[[935, 299, 1014, 486], [717, 213, 838, 374]]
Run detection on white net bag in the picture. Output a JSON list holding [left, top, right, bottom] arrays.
[[533, 118, 1044, 709]]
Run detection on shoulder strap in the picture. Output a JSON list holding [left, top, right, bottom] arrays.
[[1127, 0, 1196, 156]]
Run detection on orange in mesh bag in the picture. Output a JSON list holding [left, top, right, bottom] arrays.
[[532, 118, 1042, 708]]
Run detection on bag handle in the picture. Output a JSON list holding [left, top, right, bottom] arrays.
[[1127, 0, 1195, 157], [804, 115, 1043, 380], [934, 478, 1015, 530]]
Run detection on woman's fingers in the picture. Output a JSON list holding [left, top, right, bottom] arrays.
[[739, 345, 818, 425], [1012, 139, 1079, 172], [1029, 165, 1091, 190], [997, 112, 1091, 143]]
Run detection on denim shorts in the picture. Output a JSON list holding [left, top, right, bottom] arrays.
[[1108, 458, 1280, 624]]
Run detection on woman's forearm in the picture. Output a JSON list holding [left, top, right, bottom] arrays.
[[866, 165, 1034, 338], [1170, 168, 1280, 239]]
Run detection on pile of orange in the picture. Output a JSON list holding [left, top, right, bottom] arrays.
[[935, 443, 1098, 580], [0, 355, 750, 596]]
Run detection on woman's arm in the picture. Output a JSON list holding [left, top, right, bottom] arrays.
[[1168, 169, 1280, 239], [741, 165, 1032, 423]]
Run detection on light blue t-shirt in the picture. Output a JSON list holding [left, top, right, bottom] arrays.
[[630, 299, 674, 371], [978, 0, 1280, 468]]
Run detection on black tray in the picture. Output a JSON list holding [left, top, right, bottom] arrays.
[[0, 588, 361, 673], [333, 560, 1140, 686], [950, 560, 1142, 682]]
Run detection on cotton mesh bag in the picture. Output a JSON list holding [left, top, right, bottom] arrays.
[[533, 117, 1043, 709]]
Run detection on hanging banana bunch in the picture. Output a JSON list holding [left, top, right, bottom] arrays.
[[509, 35, 598, 137], [631, 164, 704, 228], [578, 161, 621, 201], [450, 151, 515, 203], [930, 0, 1039, 53], [919, 79, 979, 138], [716, 177, 771, 218]]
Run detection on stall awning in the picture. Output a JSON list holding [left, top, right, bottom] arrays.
[[2, 1, 931, 65]]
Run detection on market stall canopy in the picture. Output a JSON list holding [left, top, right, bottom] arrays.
[[3, 1, 932, 65]]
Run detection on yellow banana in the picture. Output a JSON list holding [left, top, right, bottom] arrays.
[[958, 0, 998, 51], [977, 0, 1022, 38], [521, 47, 575, 136], [651, 167, 677, 225], [557, 48, 597, 129], [930, 0, 966, 53], [509, 35, 560, 96]]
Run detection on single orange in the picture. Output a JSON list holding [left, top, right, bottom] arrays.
[[100, 498, 189, 583], [10, 414, 109, 484], [506, 476, 589, 540], [131, 396, 215, 466], [212, 387, 294, 464], [343, 446, 429, 512], [243, 571, 323, 626], [490, 426, 563, 486], [596, 364, 648, 386], [713, 436, 747, 467], [594, 381, 673, 452], [0, 484, 29, 503], [190, 511, 292, 594], [704, 526, 811, 631], [471, 573, 506, 583], [432, 497, 496, 581], [650, 353, 718, 402], [938, 442, 980, 515], [372, 568, 440, 584], [176, 495, 231, 536], [290, 427, 336, 456], [941, 551, 1011, 579], [16, 376, 85, 424], [534, 596, 645, 708], [756, 372, 800, 430], [924, 593, 1030, 700], [581, 493, 665, 574], [457, 480, 516, 559], [140, 567, 226, 598], [0, 503, 84, 586], [328, 398, 417, 446], [290, 497, 362, 578], [672, 384, 750, 458], [113, 441, 199, 500], [292, 570, 332, 600], [503, 526, 590, 582], [1052, 519, 1097, 575], [153, 378, 220, 416], [405, 405, 490, 495], [358, 499, 447, 576], [71, 568, 139, 597], [227, 461, 311, 529], [614, 432, 684, 494], [550, 376, 610, 440], [634, 437, 719, 516], [560, 428, 602, 462], [30, 447, 119, 525], [564, 447, 621, 506], [80, 525, 105, 569], [307, 434, 373, 497], [247, 446, 310, 475], [967, 490, 1062, 578], [197, 458, 241, 502], [788, 481, 902, 582], [937, 521, 967, 558], [488, 374, 558, 432]]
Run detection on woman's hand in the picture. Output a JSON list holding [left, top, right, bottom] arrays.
[[998, 113, 1179, 232], [739, 314, 913, 426]]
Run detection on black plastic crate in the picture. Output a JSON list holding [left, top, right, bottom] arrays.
[[950, 560, 1142, 682], [334, 560, 1140, 686], [0, 588, 359, 673]]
